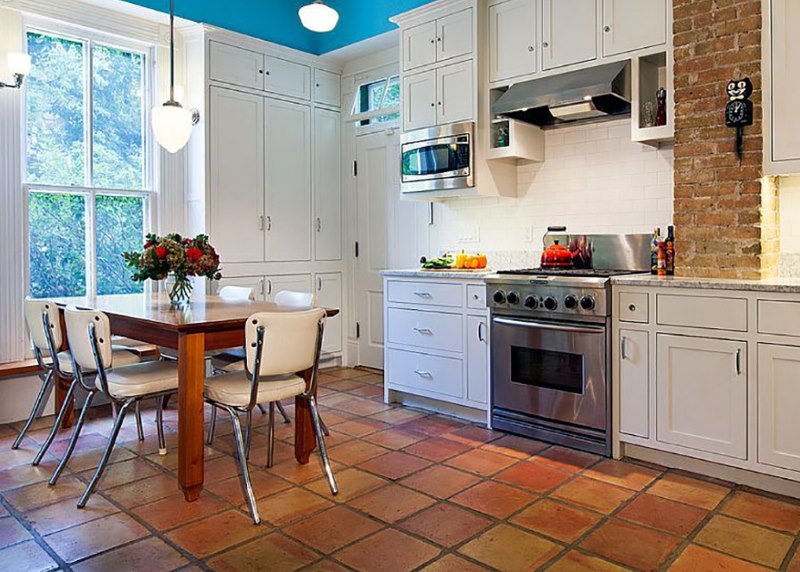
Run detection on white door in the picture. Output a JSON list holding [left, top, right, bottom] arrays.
[[758, 343, 800, 472], [263, 55, 311, 100], [403, 70, 437, 132], [208, 41, 264, 91], [436, 9, 473, 62], [466, 314, 488, 404], [208, 86, 264, 263], [489, 0, 537, 83], [266, 274, 313, 301], [316, 273, 343, 355], [541, 0, 597, 70], [619, 329, 649, 438], [314, 108, 342, 261], [213, 275, 265, 301], [437, 61, 473, 125], [402, 20, 437, 71], [603, 0, 667, 57], [314, 69, 341, 107], [264, 98, 312, 262], [771, 0, 800, 163], [656, 334, 747, 459]]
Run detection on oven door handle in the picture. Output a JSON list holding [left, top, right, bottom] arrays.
[[492, 317, 605, 335]]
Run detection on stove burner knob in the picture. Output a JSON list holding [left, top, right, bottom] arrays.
[[493, 290, 506, 304], [506, 291, 520, 305], [543, 296, 558, 311], [524, 296, 538, 309], [580, 295, 596, 310], [564, 295, 578, 309]]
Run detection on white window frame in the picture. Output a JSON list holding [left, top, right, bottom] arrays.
[[349, 71, 400, 134]]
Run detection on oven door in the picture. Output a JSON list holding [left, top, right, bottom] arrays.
[[491, 316, 607, 431]]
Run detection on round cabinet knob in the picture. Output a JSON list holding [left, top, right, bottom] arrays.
[[524, 296, 538, 309], [527, 45, 535, 52], [628, 304, 636, 312], [506, 291, 520, 305], [542, 41, 549, 48], [564, 295, 578, 309], [580, 295, 596, 310], [544, 296, 558, 311], [604, 25, 611, 32], [493, 291, 506, 304]]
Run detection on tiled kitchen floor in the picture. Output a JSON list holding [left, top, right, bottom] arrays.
[[1, 368, 799, 571]]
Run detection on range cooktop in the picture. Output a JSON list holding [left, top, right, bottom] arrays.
[[495, 268, 644, 278]]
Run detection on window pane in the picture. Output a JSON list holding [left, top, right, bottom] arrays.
[[383, 76, 400, 108], [26, 32, 86, 186], [96, 195, 145, 295], [92, 44, 146, 189], [28, 191, 87, 298]]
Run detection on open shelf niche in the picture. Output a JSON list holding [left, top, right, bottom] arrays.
[[631, 51, 674, 145]]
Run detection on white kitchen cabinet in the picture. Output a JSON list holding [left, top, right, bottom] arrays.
[[602, 0, 667, 57], [316, 273, 343, 354], [209, 41, 264, 91], [264, 97, 312, 262], [656, 334, 747, 460], [313, 108, 342, 261], [266, 274, 313, 301], [619, 329, 648, 438], [403, 70, 437, 132], [208, 86, 265, 263], [466, 314, 488, 404], [263, 55, 311, 100], [541, 0, 597, 70], [403, 21, 438, 71], [437, 60, 474, 125], [436, 9, 473, 63], [767, 0, 800, 170], [758, 343, 800, 472], [488, 0, 537, 83], [314, 69, 341, 107]]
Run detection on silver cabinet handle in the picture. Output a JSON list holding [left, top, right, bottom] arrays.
[[267, 279, 272, 296], [315, 217, 321, 232], [493, 317, 604, 335], [414, 369, 432, 378], [317, 277, 322, 291], [413, 327, 433, 335], [265, 216, 272, 231], [259, 215, 265, 230], [477, 321, 486, 342], [621, 336, 628, 360], [735, 348, 742, 376], [413, 291, 432, 298], [259, 279, 265, 297]]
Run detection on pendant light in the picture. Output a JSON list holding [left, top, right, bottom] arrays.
[[152, 0, 199, 154], [299, 0, 339, 33]]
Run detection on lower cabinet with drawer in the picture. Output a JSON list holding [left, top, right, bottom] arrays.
[[383, 275, 490, 419]]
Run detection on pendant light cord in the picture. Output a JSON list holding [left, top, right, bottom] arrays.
[[169, 0, 175, 103]]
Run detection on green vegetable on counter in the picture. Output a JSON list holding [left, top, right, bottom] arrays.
[[419, 255, 454, 269]]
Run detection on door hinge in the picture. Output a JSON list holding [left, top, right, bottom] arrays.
[[353, 160, 358, 177], [356, 322, 361, 339], [354, 241, 359, 258]]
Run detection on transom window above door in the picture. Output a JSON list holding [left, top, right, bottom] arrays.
[[350, 74, 400, 127]]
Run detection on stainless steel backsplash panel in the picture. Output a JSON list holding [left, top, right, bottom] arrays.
[[544, 233, 651, 271]]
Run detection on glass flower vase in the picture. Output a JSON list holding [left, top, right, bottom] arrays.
[[165, 273, 192, 306]]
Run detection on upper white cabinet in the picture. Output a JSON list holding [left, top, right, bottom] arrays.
[[758, 344, 800, 472], [402, 9, 473, 71], [766, 0, 800, 173], [437, 61, 474, 125], [489, 0, 537, 83], [541, 0, 597, 70], [603, 0, 667, 57], [619, 329, 649, 438], [403, 21, 438, 71], [313, 108, 342, 261], [209, 41, 264, 90], [314, 69, 341, 107], [403, 70, 437, 131], [263, 56, 311, 100]]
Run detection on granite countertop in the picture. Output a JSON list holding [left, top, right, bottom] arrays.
[[611, 273, 800, 294], [381, 269, 493, 279]]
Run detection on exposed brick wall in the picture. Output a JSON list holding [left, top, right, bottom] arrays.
[[672, 0, 778, 279]]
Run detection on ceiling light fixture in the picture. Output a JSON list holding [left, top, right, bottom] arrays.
[[0, 52, 32, 89], [151, 0, 199, 154], [299, 0, 339, 33]]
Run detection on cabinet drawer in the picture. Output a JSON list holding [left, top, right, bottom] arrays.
[[656, 294, 747, 332], [387, 308, 463, 353], [386, 348, 463, 398], [386, 280, 461, 307], [758, 300, 800, 337], [618, 292, 648, 323], [467, 284, 486, 309]]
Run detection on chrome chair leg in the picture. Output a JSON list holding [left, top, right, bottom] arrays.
[[49, 390, 95, 485], [257, 403, 267, 415], [33, 378, 78, 466], [276, 401, 291, 424], [308, 396, 337, 495], [319, 415, 330, 437], [206, 405, 217, 445], [267, 402, 275, 468], [135, 401, 145, 442], [244, 410, 252, 459], [156, 396, 167, 456], [78, 399, 133, 508], [227, 406, 260, 524], [13, 370, 54, 449]]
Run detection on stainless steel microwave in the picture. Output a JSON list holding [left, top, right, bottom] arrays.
[[400, 122, 474, 194]]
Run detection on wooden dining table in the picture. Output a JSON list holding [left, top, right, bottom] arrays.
[[53, 293, 339, 502]]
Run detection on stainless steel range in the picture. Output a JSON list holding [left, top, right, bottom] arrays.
[[487, 233, 650, 456]]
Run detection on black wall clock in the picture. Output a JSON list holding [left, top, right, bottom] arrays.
[[725, 77, 753, 160]]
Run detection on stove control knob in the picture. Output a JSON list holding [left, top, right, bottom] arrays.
[[563, 295, 578, 309], [543, 296, 558, 311], [524, 296, 538, 309], [506, 291, 520, 305], [493, 290, 506, 304], [580, 295, 596, 310]]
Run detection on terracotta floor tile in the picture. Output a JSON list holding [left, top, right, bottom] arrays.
[[669, 544, 772, 572], [511, 499, 601, 543], [445, 449, 518, 477], [547, 550, 630, 572], [0, 516, 32, 548], [0, 540, 58, 572], [694, 514, 794, 568], [166, 509, 265, 558], [71, 536, 189, 572], [480, 435, 549, 459], [583, 459, 662, 491], [334, 528, 440, 572], [131, 492, 230, 531], [647, 472, 730, 510], [202, 454, 243, 483], [4, 476, 87, 512], [552, 476, 635, 514], [78, 457, 160, 491], [64, 445, 136, 473], [44, 513, 150, 563], [357, 451, 432, 480], [332, 418, 390, 437], [103, 473, 180, 509], [400, 503, 492, 547], [270, 458, 345, 485], [206, 471, 291, 506], [420, 554, 490, 571], [303, 559, 351, 572], [495, 460, 572, 493], [617, 493, 708, 536], [459, 524, 562, 571], [721, 491, 800, 534], [283, 505, 383, 554], [339, 398, 392, 417], [403, 437, 472, 462], [363, 428, 428, 450], [25, 495, 119, 536], [206, 532, 319, 572], [328, 440, 391, 466], [532, 446, 601, 473], [400, 465, 481, 499], [399, 416, 465, 438], [327, 379, 368, 392], [442, 426, 502, 447], [348, 384, 384, 399], [306, 468, 387, 502], [451, 481, 537, 519], [580, 519, 682, 571], [323, 367, 372, 380], [350, 484, 436, 523], [0, 460, 61, 492], [0, 443, 52, 472], [788, 550, 800, 572], [368, 407, 427, 425], [0, 505, 7, 518], [257, 487, 333, 526]]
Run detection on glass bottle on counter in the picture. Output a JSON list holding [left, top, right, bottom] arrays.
[[650, 227, 661, 275], [665, 225, 675, 276], [657, 241, 667, 276]]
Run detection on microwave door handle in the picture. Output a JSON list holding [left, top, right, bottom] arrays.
[[492, 317, 605, 335]]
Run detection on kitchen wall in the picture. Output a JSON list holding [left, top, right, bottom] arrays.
[[429, 119, 674, 267], [780, 175, 800, 277]]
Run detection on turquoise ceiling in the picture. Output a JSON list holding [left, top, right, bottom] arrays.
[[123, 0, 434, 55]]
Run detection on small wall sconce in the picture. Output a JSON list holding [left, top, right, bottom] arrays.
[[1, 52, 32, 89]]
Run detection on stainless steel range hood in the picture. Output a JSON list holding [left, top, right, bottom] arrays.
[[492, 61, 631, 127]]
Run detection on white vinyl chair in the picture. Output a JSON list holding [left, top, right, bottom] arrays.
[[63, 306, 180, 507], [204, 308, 337, 524], [273, 290, 317, 308]]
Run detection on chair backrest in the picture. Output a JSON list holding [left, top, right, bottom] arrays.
[[274, 290, 317, 308], [24, 298, 63, 351], [64, 306, 113, 372], [245, 308, 326, 376], [219, 285, 255, 301]]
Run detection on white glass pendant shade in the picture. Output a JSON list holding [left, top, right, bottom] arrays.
[[151, 104, 193, 153], [299, 1, 339, 32], [8, 52, 32, 76]]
